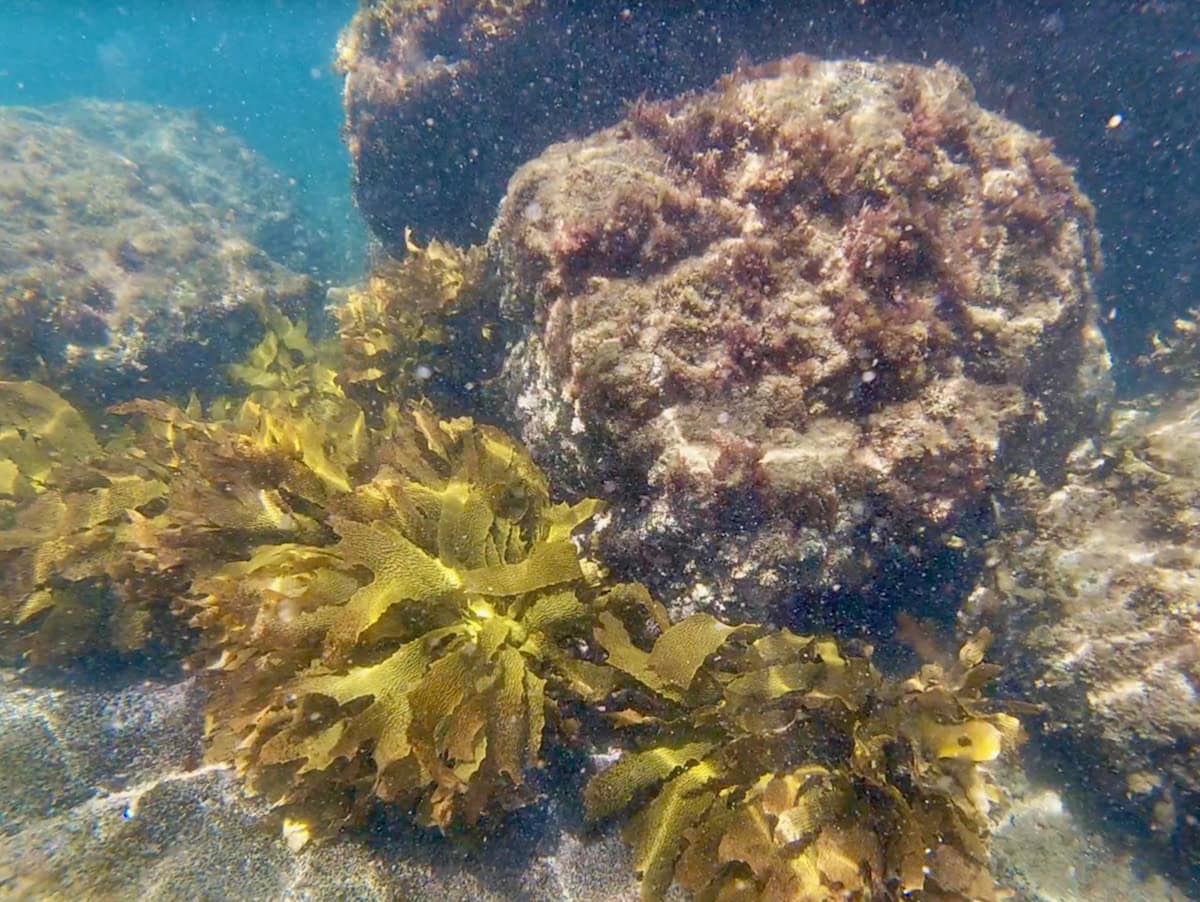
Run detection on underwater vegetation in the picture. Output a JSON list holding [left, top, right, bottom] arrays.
[[333, 229, 494, 419], [584, 593, 1021, 900], [0, 379, 173, 663], [190, 400, 604, 837], [0, 304, 1024, 899]]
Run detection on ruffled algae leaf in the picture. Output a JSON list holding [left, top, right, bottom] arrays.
[[333, 230, 492, 416], [192, 394, 610, 836], [0, 381, 175, 663], [585, 613, 1022, 901], [583, 740, 717, 824]]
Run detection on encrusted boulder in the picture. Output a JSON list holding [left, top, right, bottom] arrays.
[[334, 0, 1198, 378], [488, 56, 1112, 623], [0, 101, 325, 408]]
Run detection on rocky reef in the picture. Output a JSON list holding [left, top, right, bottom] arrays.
[[0, 1, 1195, 889], [962, 335, 1200, 875], [487, 55, 1111, 624], [0, 100, 325, 408], [336, 0, 657, 248]]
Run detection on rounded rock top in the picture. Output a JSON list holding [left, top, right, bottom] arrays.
[[488, 55, 1113, 623]]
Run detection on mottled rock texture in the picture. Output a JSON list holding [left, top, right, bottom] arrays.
[[963, 389, 1200, 876], [0, 101, 325, 408], [489, 56, 1111, 623], [0, 671, 641, 902], [987, 765, 1190, 902], [335, 0, 1198, 372]]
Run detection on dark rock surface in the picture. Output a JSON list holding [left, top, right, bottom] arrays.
[[0, 670, 643, 901]]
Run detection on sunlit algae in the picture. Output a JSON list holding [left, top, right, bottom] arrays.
[[0, 261, 1023, 899]]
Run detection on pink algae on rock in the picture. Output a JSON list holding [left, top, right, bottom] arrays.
[[489, 56, 1113, 622]]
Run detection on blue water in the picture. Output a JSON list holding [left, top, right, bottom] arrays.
[[0, 0, 362, 273]]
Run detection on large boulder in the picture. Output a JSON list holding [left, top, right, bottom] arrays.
[[0, 101, 326, 408], [334, 0, 1199, 371], [487, 56, 1112, 624]]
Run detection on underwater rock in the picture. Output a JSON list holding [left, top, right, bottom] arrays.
[[963, 386, 1200, 877], [337, 0, 630, 248], [334, 1, 1198, 376], [488, 56, 1112, 623], [40, 99, 330, 276], [986, 762, 1191, 902], [0, 101, 324, 408]]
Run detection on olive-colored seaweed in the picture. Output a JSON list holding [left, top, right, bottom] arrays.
[[192, 402, 605, 838], [0, 380, 173, 663], [584, 588, 1022, 901], [334, 230, 492, 417], [0, 302, 1022, 897]]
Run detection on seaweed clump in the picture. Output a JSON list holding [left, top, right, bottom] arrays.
[[585, 590, 1021, 900], [0, 311, 360, 665], [94, 310, 601, 836], [0, 307, 1023, 896], [0, 380, 173, 663], [190, 400, 605, 838], [333, 230, 495, 418]]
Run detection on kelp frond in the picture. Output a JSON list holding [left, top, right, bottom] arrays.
[[0, 380, 173, 663], [585, 609, 1022, 901], [192, 399, 606, 836], [334, 230, 491, 414]]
